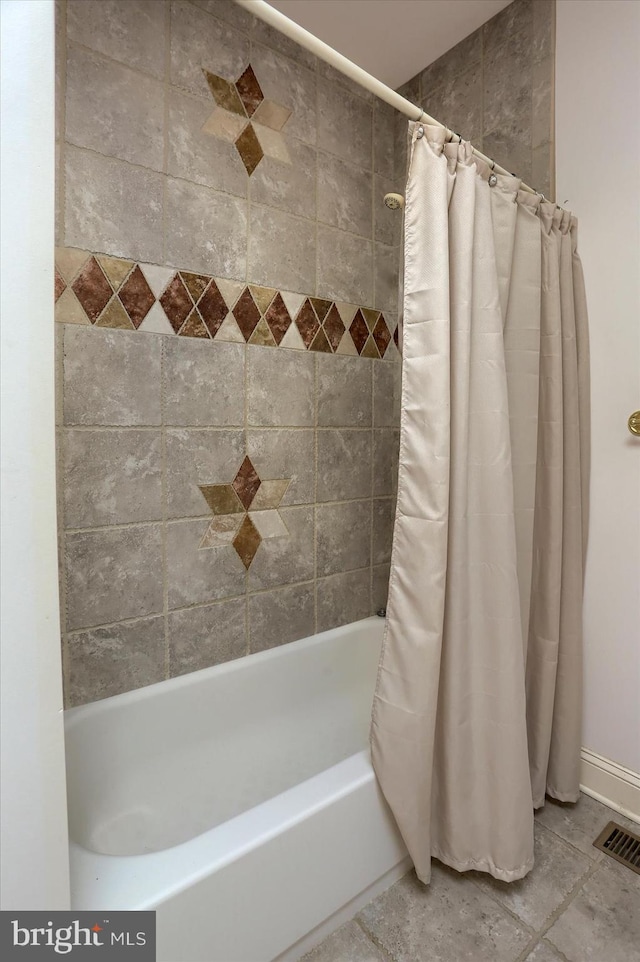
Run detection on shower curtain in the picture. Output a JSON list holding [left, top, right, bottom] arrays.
[[371, 124, 590, 884]]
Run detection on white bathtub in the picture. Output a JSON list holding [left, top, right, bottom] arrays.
[[65, 617, 409, 962]]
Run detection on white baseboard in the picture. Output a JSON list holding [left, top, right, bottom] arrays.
[[580, 748, 640, 824]]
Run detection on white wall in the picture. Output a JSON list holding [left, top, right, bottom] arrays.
[[556, 0, 640, 775], [0, 0, 70, 908]]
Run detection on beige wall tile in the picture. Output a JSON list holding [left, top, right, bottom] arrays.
[[65, 146, 164, 262], [249, 137, 317, 221], [247, 342, 315, 427], [316, 429, 372, 503], [168, 597, 247, 675], [374, 101, 396, 180], [165, 177, 248, 279], [63, 429, 162, 528], [167, 87, 248, 195], [250, 42, 317, 146], [316, 569, 371, 634], [66, 0, 167, 79], [169, 0, 249, 98], [317, 76, 373, 171], [316, 500, 371, 577], [246, 429, 315, 505], [249, 582, 315, 652], [317, 226, 373, 305], [317, 353, 373, 427], [163, 339, 245, 427], [193, 0, 254, 34], [63, 327, 162, 426], [65, 525, 163, 630], [167, 518, 246, 608], [318, 152, 373, 238], [65, 616, 165, 707], [165, 428, 245, 518], [248, 505, 315, 590], [66, 45, 165, 171], [248, 204, 316, 294]]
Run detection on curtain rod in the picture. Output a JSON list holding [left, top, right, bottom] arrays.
[[235, 0, 542, 198]]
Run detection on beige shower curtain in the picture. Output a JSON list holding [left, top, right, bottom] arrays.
[[371, 124, 590, 884]]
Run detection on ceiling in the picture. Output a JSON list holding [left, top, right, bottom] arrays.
[[267, 0, 512, 90]]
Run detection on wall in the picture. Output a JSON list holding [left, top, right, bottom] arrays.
[[55, 0, 402, 706], [0, 0, 70, 909], [395, 0, 555, 199], [556, 0, 640, 775]]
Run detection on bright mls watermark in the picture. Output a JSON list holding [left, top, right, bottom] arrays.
[[0, 912, 155, 960]]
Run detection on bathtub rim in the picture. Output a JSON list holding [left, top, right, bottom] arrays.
[[64, 615, 385, 729]]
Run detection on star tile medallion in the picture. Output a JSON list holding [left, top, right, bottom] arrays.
[[201, 64, 292, 175], [199, 456, 291, 568]]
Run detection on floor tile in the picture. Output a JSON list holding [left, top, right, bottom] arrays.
[[545, 858, 640, 962], [300, 920, 386, 962], [357, 865, 530, 962], [471, 822, 591, 930], [536, 792, 637, 860]]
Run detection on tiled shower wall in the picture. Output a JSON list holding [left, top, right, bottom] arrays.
[[396, 0, 555, 200], [55, 0, 402, 707]]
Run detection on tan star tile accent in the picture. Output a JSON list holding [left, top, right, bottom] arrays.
[[198, 458, 291, 569], [233, 515, 262, 569], [203, 70, 245, 116], [251, 478, 290, 511], [201, 63, 292, 176], [252, 99, 291, 131]]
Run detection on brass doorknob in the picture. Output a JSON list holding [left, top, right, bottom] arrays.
[[628, 411, 640, 436]]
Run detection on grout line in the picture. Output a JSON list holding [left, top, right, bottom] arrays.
[[161, 0, 171, 267], [533, 815, 604, 865], [65, 519, 166, 536], [61, 423, 164, 432], [54, 0, 72, 708], [314, 66, 319, 299], [466, 844, 600, 962], [355, 915, 399, 962], [513, 857, 602, 962], [313, 354, 319, 632], [56, 336, 71, 704], [243, 288, 250, 654], [56, 0, 68, 247], [369, 363, 375, 613], [63, 494, 396, 537], [160, 336, 170, 680], [53, 425, 394, 436], [62, 140, 384, 248], [65, 36, 166, 86], [64, 568, 377, 639], [480, 17, 485, 151]]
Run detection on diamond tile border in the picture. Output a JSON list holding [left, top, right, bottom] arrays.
[[54, 247, 400, 360]]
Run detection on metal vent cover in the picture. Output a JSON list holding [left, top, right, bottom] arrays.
[[592, 820, 640, 875]]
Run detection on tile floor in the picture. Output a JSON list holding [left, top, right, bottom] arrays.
[[301, 793, 640, 962]]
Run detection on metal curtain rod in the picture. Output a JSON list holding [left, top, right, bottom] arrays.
[[235, 0, 541, 197]]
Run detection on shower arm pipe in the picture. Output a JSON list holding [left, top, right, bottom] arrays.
[[236, 0, 540, 197]]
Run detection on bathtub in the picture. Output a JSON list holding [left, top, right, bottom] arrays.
[[64, 617, 409, 962]]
